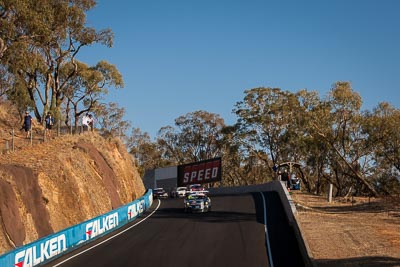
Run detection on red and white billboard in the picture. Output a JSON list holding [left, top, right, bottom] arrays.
[[177, 157, 222, 186]]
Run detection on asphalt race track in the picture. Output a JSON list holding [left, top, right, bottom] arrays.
[[44, 192, 305, 267]]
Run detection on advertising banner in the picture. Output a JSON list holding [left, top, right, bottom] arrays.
[[177, 157, 222, 186], [0, 190, 153, 267]]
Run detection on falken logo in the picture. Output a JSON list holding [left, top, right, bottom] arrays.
[[148, 193, 153, 206], [127, 199, 145, 220], [85, 213, 118, 240], [14, 234, 67, 267]]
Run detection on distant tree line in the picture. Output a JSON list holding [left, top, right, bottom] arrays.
[[1, 1, 399, 197], [130, 84, 400, 197]]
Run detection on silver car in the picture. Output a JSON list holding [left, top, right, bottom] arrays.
[[184, 193, 211, 213]]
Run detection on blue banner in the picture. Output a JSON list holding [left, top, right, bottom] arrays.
[[0, 190, 153, 267]]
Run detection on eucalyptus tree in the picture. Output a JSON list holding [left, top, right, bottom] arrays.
[[0, 65, 11, 96], [4, 74, 33, 117], [309, 82, 378, 196], [233, 87, 301, 171], [292, 89, 330, 193], [218, 123, 273, 186], [127, 128, 168, 177], [157, 110, 225, 165], [218, 124, 245, 186], [63, 60, 123, 130], [0, 0, 113, 122], [95, 102, 131, 140], [157, 125, 182, 165], [363, 102, 400, 194], [128, 128, 151, 164]]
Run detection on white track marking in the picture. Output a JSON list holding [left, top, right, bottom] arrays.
[[260, 192, 274, 267], [51, 199, 161, 267]]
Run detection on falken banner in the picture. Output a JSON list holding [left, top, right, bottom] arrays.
[[177, 157, 222, 186], [0, 190, 153, 267]]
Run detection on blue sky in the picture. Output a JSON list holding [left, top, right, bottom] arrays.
[[79, 0, 400, 139]]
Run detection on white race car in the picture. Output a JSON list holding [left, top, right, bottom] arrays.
[[171, 187, 187, 198], [153, 188, 168, 199]]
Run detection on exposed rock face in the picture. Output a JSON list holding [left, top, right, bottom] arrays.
[[0, 133, 145, 255], [0, 177, 26, 247]]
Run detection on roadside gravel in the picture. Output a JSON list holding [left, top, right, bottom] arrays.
[[291, 192, 400, 267]]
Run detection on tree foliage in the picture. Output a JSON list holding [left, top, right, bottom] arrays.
[[156, 111, 225, 165], [63, 60, 123, 130], [127, 128, 167, 177], [139, 82, 399, 196], [95, 102, 130, 140], [363, 102, 400, 194], [0, 0, 118, 127]]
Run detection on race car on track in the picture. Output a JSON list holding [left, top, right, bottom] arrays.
[[170, 187, 187, 198], [184, 193, 211, 213], [186, 184, 206, 193], [153, 188, 168, 199]]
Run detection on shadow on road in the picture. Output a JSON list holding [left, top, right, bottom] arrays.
[[316, 256, 400, 267], [153, 207, 256, 223]]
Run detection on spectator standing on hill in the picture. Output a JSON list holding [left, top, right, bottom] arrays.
[[88, 114, 94, 132], [22, 111, 32, 138], [45, 112, 55, 139], [82, 113, 89, 133], [281, 169, 290, 189]]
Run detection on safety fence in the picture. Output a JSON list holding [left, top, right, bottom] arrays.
[[1, 119, 95, 154], [0, 189, 153, 267]]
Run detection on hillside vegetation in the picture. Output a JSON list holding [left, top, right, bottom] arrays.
[[0, 102, 145, 255]]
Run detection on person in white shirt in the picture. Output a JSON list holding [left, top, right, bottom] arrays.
[[82, 113, 89, 132]]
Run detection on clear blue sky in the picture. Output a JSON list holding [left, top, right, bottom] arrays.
[[79, 0, 400, 139]]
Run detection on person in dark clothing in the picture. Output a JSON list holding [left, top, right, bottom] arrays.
[[45, 112, 55, 138], [281, 169, 290, 189], [22, 111, 32, 138], [88, 114, 94, 132]]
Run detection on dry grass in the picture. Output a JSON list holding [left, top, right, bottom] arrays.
[[0, 101, 46, 154], [291, 191, 400, 267]]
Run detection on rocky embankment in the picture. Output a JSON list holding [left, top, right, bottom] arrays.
[[0, 132, 145, 255]]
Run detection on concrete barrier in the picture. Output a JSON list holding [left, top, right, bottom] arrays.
[[209, 181, 314, 267]]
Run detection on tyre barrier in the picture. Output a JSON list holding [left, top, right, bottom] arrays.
[[0, 189, 153, 267]]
